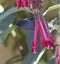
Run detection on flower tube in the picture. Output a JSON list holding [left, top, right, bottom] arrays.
[[39, 12, 54, 41], [31, 12, 38, 53], [38, 13, 54, 48]]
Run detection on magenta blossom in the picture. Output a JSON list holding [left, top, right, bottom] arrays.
[[38, 13, 54, 48], [15, 0, 54, 53], [15, 0, 23, 8], [15, 0, 43, 9], [15, 0, 32, 8], [31, 12, 54, 53]]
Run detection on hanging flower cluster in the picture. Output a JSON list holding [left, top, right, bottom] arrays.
[[15, 0, 33, 8], [15, 0, 43, 8], [15, 0, 54, 53], [31, 12, 54, 53]]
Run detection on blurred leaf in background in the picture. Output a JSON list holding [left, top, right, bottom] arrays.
[[0, 13, 16, 44]]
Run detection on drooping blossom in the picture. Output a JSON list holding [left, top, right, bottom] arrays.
[[15, 0, 32, 8], [15, 0, 54, 53], [38, 12, 54, 48], [16, 11, 54, 53], [15, 0, 43, 9], [31, 12, 38, 53], [31, 11, 54, 53]]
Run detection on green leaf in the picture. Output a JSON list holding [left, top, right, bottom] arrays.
[[0, 13, 16, 32], [26, 30, 34, 50], [26, 30, 46, 64], [47, 58, 55, 64], [51, 29, 57, 36], [0, 7, 33, 22], [22, 49, 45, 64], [0, 13, 16, 44], [26, 30, 41, 51], [50, 0, 56, 4], [44, 4, 60, 15], [5, 55, 23, 64], [1, 25, 16, 43], [22, 52, 39, 64]]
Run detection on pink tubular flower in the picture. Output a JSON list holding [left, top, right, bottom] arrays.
[[31, 12, 38, 53], [15, 0, 54, 53], [38, 13, 54, 48], [31, 12, 54, 53], [15, 0, 43, 9], [15, 0, 31, 8], [40, 13, 54, 41], [39, 13, 54, 48]]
